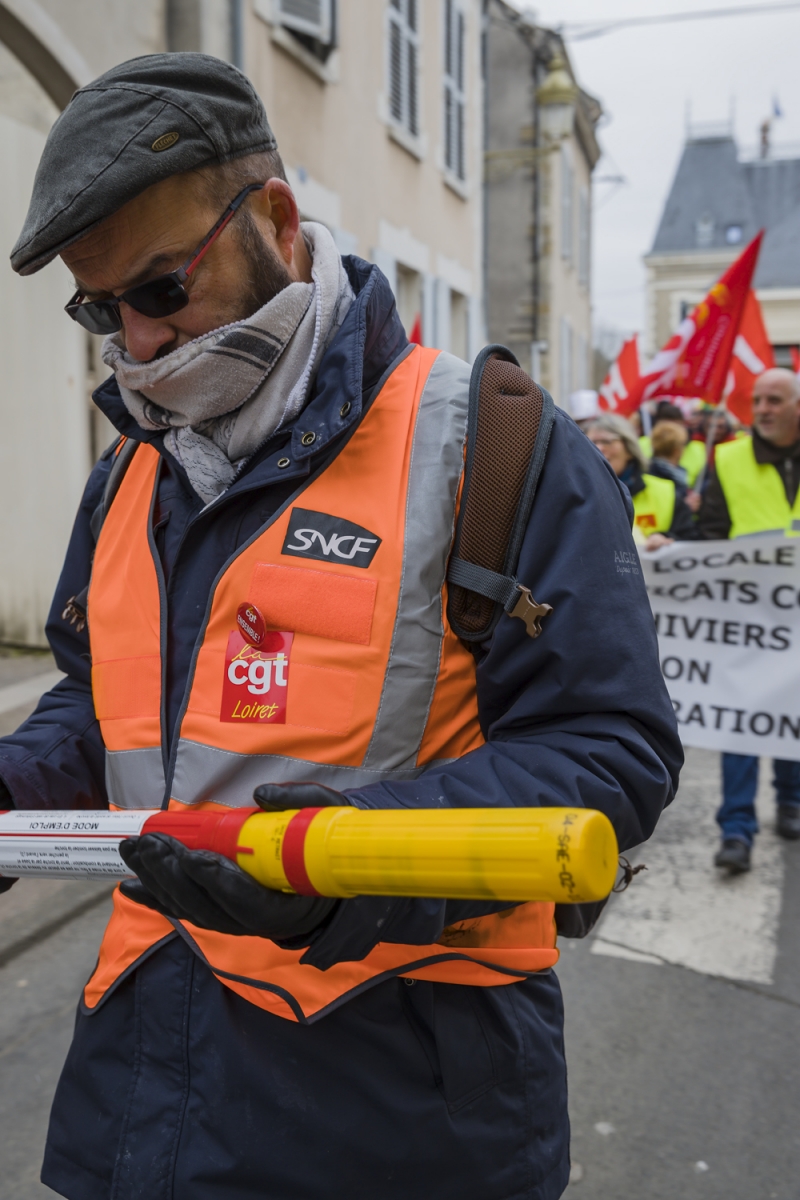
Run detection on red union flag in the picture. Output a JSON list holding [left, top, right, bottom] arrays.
[[643, 232, 763, 406], [723, 290, 775, 426], [598, 335, 646, 416]]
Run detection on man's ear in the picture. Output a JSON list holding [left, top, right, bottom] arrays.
[[251, 178, 301, 266]]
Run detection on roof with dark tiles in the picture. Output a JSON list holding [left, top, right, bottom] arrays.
[[649, 135, 800, 288]]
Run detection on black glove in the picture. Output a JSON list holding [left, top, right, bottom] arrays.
[[0, 779, 18, 892], [251, 780, 348, 812], [118, 781, 348, 939]]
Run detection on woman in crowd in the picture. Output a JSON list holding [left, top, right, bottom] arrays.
[[587, 414, 697, 546], [647, 420, 688, 490], [646, 420, 702, 513]]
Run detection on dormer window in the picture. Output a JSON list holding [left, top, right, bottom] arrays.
[[695, 213, 714, 248]]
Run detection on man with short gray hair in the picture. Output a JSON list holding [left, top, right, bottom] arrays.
[[699, 367, 800, 871], [0, 53, 679, 1200]]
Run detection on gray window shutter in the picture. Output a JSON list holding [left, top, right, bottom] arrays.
[[388, 0, 420, 137], [444, 1, 466, 179]]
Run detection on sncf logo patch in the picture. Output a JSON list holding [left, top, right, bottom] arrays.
[[282, 508, 381, 568]]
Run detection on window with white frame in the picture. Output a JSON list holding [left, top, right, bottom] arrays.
[[578, 185, 590, 287], [396, 264, 423, 340], [450, 289, 469, 361], [561, 143, 574, 263], [443, 0, 466, 180], [277, 0, 333, 39], [273, 0, 336, 62], [388, 0, 420, 139]]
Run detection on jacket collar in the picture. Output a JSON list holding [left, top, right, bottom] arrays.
[[92, 257, 409, 483], [752, 427, 800, 465], [620, 459, 645, 497]]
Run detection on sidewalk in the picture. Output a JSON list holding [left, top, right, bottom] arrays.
[[562, 747, 800, 1198], [0, 648, 63, 737], [0, 652, 112, 1199]]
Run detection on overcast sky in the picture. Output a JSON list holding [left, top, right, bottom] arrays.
[[512, 0, 800, 343]]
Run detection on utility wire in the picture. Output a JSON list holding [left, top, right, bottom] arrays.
[[564, 2, 800, 42]]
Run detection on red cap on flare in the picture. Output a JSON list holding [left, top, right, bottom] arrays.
[[141, 808, 258, 859]]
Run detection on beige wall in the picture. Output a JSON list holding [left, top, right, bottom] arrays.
[[0, 110, 89, 644], [0, 3, 165, 644], [483, 9, 597, 407], [247, 0, 484, 354], [33, 0, 164, 72], [539, 132, 593, 403]]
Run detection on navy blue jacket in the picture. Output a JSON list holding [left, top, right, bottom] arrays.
[[1, 260, 681, 1200]]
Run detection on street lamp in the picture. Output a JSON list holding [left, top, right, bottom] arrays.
[[536, 56, 578, 141]]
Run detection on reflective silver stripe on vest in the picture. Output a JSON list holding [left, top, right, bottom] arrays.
[[363, 351, 470, 769], [106, 747, 166, 809], [169, 740, 456, 808]]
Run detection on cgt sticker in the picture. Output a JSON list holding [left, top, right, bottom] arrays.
[[220, 629, 293, 724], [635, 512, 658, 532]]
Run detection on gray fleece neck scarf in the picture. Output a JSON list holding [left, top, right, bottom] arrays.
[[102, 222, 353, 504]]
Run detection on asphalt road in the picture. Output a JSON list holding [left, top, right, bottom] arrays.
[[561, 747, 800, 1199], [0, 660, 796, 1200]]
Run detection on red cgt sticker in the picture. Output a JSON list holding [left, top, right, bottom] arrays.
[[220, 629, 293, 724]]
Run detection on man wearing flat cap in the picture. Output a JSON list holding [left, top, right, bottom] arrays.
[[0, 53, 679, 1200]]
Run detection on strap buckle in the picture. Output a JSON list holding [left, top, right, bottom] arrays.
[[508, 586, 552, 639]]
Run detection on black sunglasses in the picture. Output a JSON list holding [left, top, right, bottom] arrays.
[[65, 183, 266, 336]]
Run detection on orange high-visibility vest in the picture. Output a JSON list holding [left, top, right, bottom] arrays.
[[85, 346, 558, 1023]]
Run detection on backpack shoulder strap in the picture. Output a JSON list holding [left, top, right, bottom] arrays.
[[446, 345, 555, 642]]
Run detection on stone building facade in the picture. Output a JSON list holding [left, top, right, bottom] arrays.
[[483, 0, 601, 406]]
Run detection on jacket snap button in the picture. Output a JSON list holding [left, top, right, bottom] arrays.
[[277, 457, 291, 468], [301, 431, 316, 446], [340, 401, 351, 417]]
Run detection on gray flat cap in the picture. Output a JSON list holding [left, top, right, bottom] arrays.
[[11, 53, 277, 275]]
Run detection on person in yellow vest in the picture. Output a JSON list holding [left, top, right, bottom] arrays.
[[647, 420, 703, 515], [588, 414, 697, 547], [699, 367, 800, 873], [0, 56, 681, 1200], [672, 400, 708, 487], [637, 398, 685, 462], [681, 436, 707, 488], [639, 401, 707, 487]]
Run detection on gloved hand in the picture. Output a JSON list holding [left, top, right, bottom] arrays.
[[118, 782, 350, 939], [0, 780, 18, 892]]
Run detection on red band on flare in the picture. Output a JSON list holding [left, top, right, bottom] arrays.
[[142, 808, 257, 861], [281, 807, 324, 896]]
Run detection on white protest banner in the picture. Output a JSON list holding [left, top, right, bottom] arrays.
[[640, 533, 800, 760]]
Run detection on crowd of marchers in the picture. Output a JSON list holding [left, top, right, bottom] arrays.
[[578, 369, 800, 874]]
